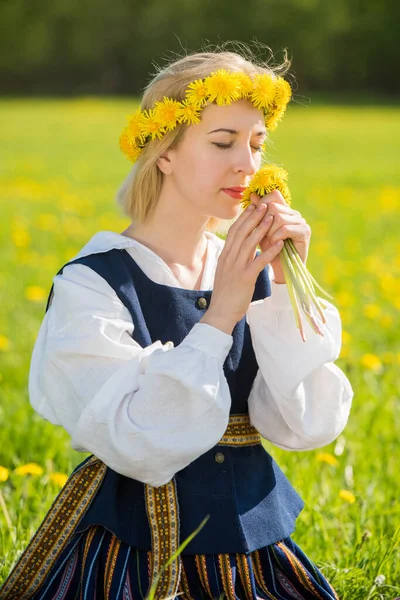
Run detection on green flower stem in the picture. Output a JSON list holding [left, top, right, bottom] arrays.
[[281, 243, 324, 339], [286, 239, 333, 301], [281, 245, 306, 341], [284, 241, 326, 324]]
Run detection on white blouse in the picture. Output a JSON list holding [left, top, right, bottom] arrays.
[[29, 230, 353, 487]]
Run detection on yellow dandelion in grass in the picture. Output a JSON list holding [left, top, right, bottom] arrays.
[[339, 489, 356, 504], [185, 79, 209, 107], [234, 72, 254, 97], [204, 70, 241, 106], [379, 314, 393, 329], [25, 285, 47, 302], [316, 453, 339, 467], [178, 100, 202, 125], [126, 110, 143, 142], [14, 463, 44, 476], [11, 226, 31, 249], [361, 353, 383, 373], [119, 127, 142, 163], [154, 98, 182, 131], [241, 164, 291, 208], [250, 73, 275, 110], [140, 109, 165, 140], [49, 472, 68, 487], [0, 335, 10, 351], [363, 304, 381, 319], [341, 330, 352, 345], [0, 466, 9, 482]]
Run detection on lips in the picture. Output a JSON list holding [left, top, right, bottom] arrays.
[[222, 186, 247, 199], [223, 187, 246, 193]]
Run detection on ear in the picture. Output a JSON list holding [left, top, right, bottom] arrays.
[[156, 149, 174, 175]]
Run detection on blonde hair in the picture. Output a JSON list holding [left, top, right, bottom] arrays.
[[116, 43, 292, 235]]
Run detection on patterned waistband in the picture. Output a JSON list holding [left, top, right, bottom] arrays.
[[218, 413, 262, 446], [144, 413, 262, 598]]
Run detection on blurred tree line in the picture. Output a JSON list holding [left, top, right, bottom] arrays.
[[0, 0, 399, 95]]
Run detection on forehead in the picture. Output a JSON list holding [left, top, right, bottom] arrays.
[[195, 99, 265, 133]]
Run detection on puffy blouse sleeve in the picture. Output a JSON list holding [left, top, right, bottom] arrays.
[[29, 264, 233, 487], [246, 280, 353, 451]]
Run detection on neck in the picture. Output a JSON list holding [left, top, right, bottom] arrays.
[[122, 185, 210, 270]]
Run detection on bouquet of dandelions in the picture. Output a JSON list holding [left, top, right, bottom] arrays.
[[241, 164, 333, 342]]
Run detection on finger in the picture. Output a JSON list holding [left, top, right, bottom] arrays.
[[265, 203, 302, 218], [224, 204, 257, 253], [267, 212, 306, 238], [239, 213, 274, 264], [268, 223, 311, 245], [225, 202, 269, 259], [248, 240, 284, 279], [252, 189, 288, 207]]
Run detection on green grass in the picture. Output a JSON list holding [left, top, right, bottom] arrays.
[[0, 98, 399, 598]]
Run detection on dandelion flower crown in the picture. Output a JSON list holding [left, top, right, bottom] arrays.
[[119, 69, 292, 163]]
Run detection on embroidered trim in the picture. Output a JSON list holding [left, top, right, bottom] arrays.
[[236, 553, 254, 600], [218, 554, 236, 600], [144, 479, 181, 599], [0, 456, 107, 600], [195, 555, 213, 599], [218, 414, 261, 446], [251, 549, 277, 600]]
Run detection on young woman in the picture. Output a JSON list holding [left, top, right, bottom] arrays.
[[1, 49, 353, 599]]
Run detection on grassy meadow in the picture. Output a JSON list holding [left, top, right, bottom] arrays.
[[0, 97, 399, 598]]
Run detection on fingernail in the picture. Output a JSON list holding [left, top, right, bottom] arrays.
[[246, 204, 255, 212], [257, 203, 267, 212]]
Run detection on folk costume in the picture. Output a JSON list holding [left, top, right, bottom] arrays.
[[1, 69, 353, 599], [1, 231, 352, 599]]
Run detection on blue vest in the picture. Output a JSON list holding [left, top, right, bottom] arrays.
[[49, 248, 304, 554]]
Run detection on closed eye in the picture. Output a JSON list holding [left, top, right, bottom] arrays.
[[212, 142, 263, 152]]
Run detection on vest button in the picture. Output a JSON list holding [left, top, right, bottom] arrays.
[[214, 452, 225, 464], [196, 297, 208, 309]]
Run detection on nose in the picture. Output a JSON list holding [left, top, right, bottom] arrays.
[[232, 145, 259, 177]]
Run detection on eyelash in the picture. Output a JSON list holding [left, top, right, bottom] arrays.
[[213, 142, 263, 153]]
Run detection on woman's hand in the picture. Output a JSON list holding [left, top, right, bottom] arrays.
[[200, 202, 283, 334], [250, 191, 311, 284]]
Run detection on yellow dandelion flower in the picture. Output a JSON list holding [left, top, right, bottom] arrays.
[[242, 164, 291, 207], [153, 98, 181, 131], [361, 353, 383, 373], [126, 110, 144, 142], [185, 80, 209, 107], [0, 466, 9, 482], [36, 213, 59, 232], [177, 100, 202, 125], [363, 304, 381, 319], [316, 452, 339, 467], [339, 489, 356, 504], [140, 109, 165, 140], [250, 73, 275, 110], [379, 315, 393, 329], [119, 127, 142, 163], [234, 72, 254, 97], [11, 226, 31, 248], [14, 463, 44, 476], [25, 285, 47, 302], [49, 472, 68, 487], [0, 335, 10, 352], [341, 330, 352, 345], [204, 70, 241, 106], [273, 77, 292, 108], [264, 77, 292, 130]]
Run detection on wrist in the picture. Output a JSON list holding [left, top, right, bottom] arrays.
[[199, 311, 236, 335]]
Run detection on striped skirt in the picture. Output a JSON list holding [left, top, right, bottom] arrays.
[[0, 455, 339, 599], [1, 524, 338, 600]]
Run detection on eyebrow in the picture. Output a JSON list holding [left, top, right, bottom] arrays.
[[207, 128, 267, 136]]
